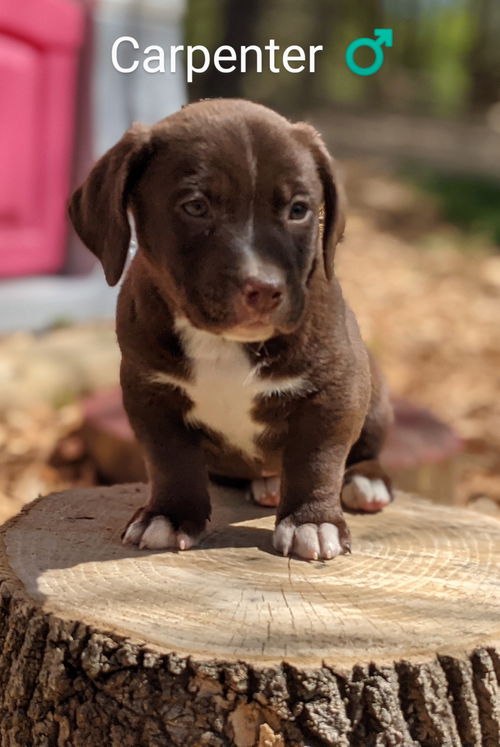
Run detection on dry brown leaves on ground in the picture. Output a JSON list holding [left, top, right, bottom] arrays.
[[0, 324, 119, 522], [338, 161, 500, 509]]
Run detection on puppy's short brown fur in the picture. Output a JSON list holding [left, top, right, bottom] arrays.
[[69, 99, 393, 561]]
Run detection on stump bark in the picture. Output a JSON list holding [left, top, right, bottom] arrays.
[[1, 484, 500, 747]]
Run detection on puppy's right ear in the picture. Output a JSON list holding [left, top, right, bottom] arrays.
[[68, 124, 152, 286]]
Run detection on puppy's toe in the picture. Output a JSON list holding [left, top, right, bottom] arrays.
[[342, 475, 391, 513], [273, 519, 347, 561], [292, 523, 321, 560], [176, 530, 198, 551], [122, 510, 202, 551], [272, 516, 295, 556], [251, 476, 281, 507], [139, 516, 176, 550], [122, 517, 148, 546], [318, 523, 343, 559]]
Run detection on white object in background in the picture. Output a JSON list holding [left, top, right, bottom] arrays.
[[0, 266, 119, 333], [94, 0, 187, 155]]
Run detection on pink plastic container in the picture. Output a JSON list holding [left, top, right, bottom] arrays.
[[0, 0, 84, 278]]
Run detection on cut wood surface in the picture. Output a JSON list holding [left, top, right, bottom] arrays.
[[1, 484, 500, 746]]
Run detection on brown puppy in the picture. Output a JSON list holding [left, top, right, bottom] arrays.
[[69, 99, 393, 561]]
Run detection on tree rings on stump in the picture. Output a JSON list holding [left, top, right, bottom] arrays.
[[1, 484, 499, 746]]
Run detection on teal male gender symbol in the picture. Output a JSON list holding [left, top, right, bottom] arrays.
[[346, 29, 393, 76]]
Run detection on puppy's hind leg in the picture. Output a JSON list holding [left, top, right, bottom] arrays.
[[341, 460, 393, 513], [341, 354, 394, 513], [251, 475, 281, 507]]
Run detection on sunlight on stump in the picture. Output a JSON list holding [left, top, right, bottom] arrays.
[[1, 484, 500, 746]]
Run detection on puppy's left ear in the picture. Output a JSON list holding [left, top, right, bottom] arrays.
[[293, 123, 346, 281]]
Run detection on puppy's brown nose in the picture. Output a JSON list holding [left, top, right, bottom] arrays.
[[241, 278, 284, 314]]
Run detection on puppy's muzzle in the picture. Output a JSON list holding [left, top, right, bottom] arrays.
[[241, 277, 284, 317], [222, 271, 288, 342], [234, 272, 286, 326]]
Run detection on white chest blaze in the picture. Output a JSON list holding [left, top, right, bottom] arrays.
[[150, 322, 308, 460]]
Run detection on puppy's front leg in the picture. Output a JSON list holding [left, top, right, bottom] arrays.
[[122, 397, 211, 551], [274, 398, 359, 561]]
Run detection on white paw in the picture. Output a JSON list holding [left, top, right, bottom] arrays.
[[251, 476, 281, 507], [341, 475, 391, 512], [273, 518, 344, 560], [122, 515, 198, 551]]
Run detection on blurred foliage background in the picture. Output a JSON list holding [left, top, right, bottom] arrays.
[[186, 0, 500, 245], [186, 0, 500, 118]]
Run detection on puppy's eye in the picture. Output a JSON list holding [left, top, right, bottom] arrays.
[[288, 201, 309, 220], [182, 199, 209, 218]]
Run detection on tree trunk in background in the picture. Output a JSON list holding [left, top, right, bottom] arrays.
[[296, 0, 337, 111], [361, 0, 384, 108], [468, 0, 500, 112], [193, 0, 264, 101]]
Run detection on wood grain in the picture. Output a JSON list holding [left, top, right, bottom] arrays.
[[1, 485, 499, 745]]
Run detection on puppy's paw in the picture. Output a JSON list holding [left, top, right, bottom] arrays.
[[273, 517, 350, 561], [122, 509, 204, 551], [251, 476, 280, 507], [341, 475, 392, 513]]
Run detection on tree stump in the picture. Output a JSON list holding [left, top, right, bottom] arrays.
[[1, 485, 499, 747]]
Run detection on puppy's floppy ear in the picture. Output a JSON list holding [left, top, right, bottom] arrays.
[[293, 123, 346, 281], [68, 124, 152, 286]]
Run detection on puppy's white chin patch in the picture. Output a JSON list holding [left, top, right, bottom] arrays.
[[176, 316, 274, 343], [221, 325, 275, 343]]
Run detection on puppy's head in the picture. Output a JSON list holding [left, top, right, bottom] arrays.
[[69, 99, 345, 342]]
